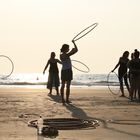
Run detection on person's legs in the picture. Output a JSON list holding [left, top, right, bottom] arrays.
[[138, 88, 140, 101], [60, 80, 65, 104], [48, 87, 52, 95], [66, 81, 71, 103], [124, 74, 130, 95], [137, 76, 140, 101], [47, 73, 53, 94], [129, 75, 136, 101], [55, 87, 59, 95], [119, 76, 124, 96]]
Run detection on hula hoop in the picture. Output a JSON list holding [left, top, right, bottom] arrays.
[[108, 119, 140, 125], [0, 55, 14, 79], [72, 23, 98, 41], [107, 71, 120, 95], [71, 60, 90, 73], [28, 118, 99, 130]]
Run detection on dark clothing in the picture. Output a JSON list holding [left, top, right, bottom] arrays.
[[47, 61, 60, 89], [128, 58, 140, 77], [61, 69, 73, 81], [118, 57, 129, 78], [47, 72, 60, 89], [117, 57, 130, 94], [49, 61, 59, 73]]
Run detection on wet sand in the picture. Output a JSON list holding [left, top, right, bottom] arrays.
[[0, 87, 140, 140]]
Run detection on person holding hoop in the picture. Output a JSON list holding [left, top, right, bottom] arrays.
[[60, 40, 78, 105], [112, 51, 130, 97]]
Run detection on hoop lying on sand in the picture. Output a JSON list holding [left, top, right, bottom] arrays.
[[28, 118, 99, 130], [72, 23, 98, 41], [0, 55, 14, 79]]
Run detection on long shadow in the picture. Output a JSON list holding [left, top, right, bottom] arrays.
[[47, 94, 62, 103], [47, 94, 140, 137], [65, 103, 107, 128], [64, 103, 140, 138]]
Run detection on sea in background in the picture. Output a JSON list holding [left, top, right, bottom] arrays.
[[0, 73, 120, 89]]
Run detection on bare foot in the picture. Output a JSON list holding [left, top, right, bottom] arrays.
[[120, 95, 125, 97]]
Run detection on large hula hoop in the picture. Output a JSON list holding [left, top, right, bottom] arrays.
[[0, 55, 14, 79], [28, 118, 99, 130], [72, 23, 98, 41], [107, 71, 120, 95], [71, 60, 90, 73]]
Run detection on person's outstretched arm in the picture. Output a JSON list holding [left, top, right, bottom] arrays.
[[112, 60, 120, 72], [56, 59, 62, 64], [43, 60, 50, 74]]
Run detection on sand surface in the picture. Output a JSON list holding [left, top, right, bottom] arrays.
[[0, 87, 140, 140]]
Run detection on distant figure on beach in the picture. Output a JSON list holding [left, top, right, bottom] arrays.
[[112, 51, 130, 97], [127, 49, 140, 101], [60, 40, 78, 105], [43, 52, 62, 95]]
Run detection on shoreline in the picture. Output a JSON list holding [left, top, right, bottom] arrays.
[[0, 84, 112, 90]]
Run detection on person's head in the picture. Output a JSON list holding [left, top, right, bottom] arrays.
[[133, 49, 139, 59], [60, 44, 69, 53], [50, 52, 55, 58], [122, 51, 129, 58]]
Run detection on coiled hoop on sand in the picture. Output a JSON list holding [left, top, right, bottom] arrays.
[[28, 118, 99, 130]]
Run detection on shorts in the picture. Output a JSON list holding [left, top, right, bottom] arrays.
[[61, 69, 73, 81]]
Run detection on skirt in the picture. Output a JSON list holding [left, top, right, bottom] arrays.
[[47, 72, 60, 89], [61, 69, 73, 81]]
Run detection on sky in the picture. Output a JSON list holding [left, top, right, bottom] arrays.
[[0, 0, 140, 74]]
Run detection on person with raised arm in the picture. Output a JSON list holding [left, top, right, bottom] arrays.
[[60, 40, 78, 105]]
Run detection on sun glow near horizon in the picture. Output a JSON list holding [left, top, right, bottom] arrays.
[[0, 0, 140, 74]]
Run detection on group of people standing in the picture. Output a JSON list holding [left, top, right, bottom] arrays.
[[43, 43, 139, 104], [112, 49, 140, 101], [43, 40, 78, 105]]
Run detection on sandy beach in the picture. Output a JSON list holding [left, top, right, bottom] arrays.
[[0, 87, 140, 140]]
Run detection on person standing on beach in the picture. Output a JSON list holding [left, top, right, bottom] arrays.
[[128, 51, 137, 99], [60, 40, 78, 104], [127, 49, 140, 101], [43, 52, 62, 95], [112, 51, 130, 97]]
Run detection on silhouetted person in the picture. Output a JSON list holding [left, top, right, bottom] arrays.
[[127, 49, 140, 101], [60, 40, 78, 105], [43, 52, 61, 95], [112, 51, 130, 97], [128, 51, 137, 99]]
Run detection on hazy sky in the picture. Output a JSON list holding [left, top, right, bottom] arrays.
[[0, 0, 140, 74]]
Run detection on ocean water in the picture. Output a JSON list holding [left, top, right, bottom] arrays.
[[0, 73, 119, 88]]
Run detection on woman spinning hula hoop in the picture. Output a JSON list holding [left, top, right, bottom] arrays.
[[59, 22, 98, 105], [60, 40, 78, 105]]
